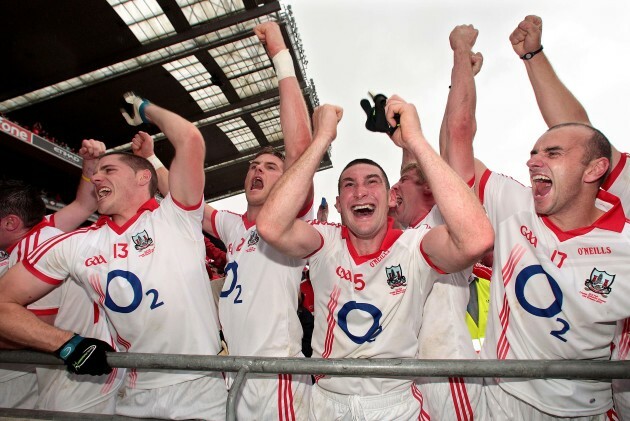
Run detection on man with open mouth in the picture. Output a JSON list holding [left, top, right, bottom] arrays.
[[441, 14, 630, 421], [256, 95, 493, 420]]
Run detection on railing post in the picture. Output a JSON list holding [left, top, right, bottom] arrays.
[[226, 365, 250, 421]]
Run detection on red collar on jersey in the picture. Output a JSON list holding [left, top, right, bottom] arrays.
[[341, 216, 404, 265], [601, 151, 627, 191], [241, 213, 255, 230], [541, 189, 626, 242], [95, 197, 159, 235], [6, 218, 53, 254]]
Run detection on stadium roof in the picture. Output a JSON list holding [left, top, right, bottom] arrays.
[[0, 0, 330, 204]]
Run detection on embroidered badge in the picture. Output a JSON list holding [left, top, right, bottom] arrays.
[[385, 264, 407, 289], [132, 230, 154, 251], [585, 268, 615, 297]]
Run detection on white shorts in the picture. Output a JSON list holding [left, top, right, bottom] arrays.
[[0, 373, 37, 409], [310, 383, 430, 421], [230, 373, 311, 421], [613, 380, 629, 420], [416, 376, 486, 421], [116, 374, 228, 420], [484, 378, 619, 421]]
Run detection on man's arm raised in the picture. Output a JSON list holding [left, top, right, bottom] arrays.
[[439, 25, 482, 184], [386, 96, 493, 273], [257, 105, 342, 258], [255, 21, 314, 209], [122, 92, 205, 207], [511, 15, 621, 167], [53, 139, 105, 232]]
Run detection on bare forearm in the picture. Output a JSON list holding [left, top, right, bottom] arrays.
[[260, 135, 328, 235], [0, 303, 72, 352], [407, 137, 489, 251], [443, 50, 477, 180], [280, 76, 312, 168], [524, 53, 590, 126]]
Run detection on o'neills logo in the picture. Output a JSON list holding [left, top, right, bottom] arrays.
[[53, 146, 81, 163], [0, 117, 31, 143], [577, 246, 612, 255]]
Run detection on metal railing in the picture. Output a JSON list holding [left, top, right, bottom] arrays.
[[1, 351, 628, 421]]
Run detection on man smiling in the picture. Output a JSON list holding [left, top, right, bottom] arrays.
[[256, 96, 493, 419]]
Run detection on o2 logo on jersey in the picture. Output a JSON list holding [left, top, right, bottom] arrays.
[[104, 270, 164, 313], [220, 261, 243, 304], [337, 301, 383, 344], [514, 265, 569, 342]]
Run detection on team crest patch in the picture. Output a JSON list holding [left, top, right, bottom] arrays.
[[0, 250, 8, 262], [385, 264, 407, 289], [247, 230, 260, 246], [132, 230, 154, 251], [585, 268, 615, 297]]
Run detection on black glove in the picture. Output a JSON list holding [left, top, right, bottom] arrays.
[[360, 92, 400, 135], [55, 334, 114, 375]]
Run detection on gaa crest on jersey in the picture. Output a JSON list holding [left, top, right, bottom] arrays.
[[385, 265, 407, 289], [0, 250, 8, 263], [585, 268, 615, 297], [247, 230, 260, 247], [132, 230, 154, 251]]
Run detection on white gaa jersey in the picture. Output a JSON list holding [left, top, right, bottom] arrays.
[[211, 208, 310, 358], [0, 217, 125, 409], [602, 151, 630, 219], [308, 218, 438, 396], [0, 218, 62, 384], [411, 207, 475, 361], [412, 207, 480, 421], [24, 195, 221, 390], [478, 170, 630, 417]]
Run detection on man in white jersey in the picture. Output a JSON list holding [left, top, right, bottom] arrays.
[[383, 24, 485, 421], [204, 21, 313, 421], [510, 15, 630, 216], [256, 97, 494, 420], [0, 174, 126, 414], [444, 31, 630, 415], [511, 15, 630, 418], [0, 94, 227, 420], [131, 22, 314, 420]]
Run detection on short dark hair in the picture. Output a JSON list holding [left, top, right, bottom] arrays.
[[547, 122, 612, 185], [252, 146, 285, 162], [0, 179, 46, 229], [100, 152, 159, 197], [338, 158, 390, 193]]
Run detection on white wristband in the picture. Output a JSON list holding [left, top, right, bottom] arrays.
[[146, 154, 164, 171], [272, 49, 296, 81]]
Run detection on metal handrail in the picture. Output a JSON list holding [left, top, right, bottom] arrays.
[[1, 350, 628, 420]]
